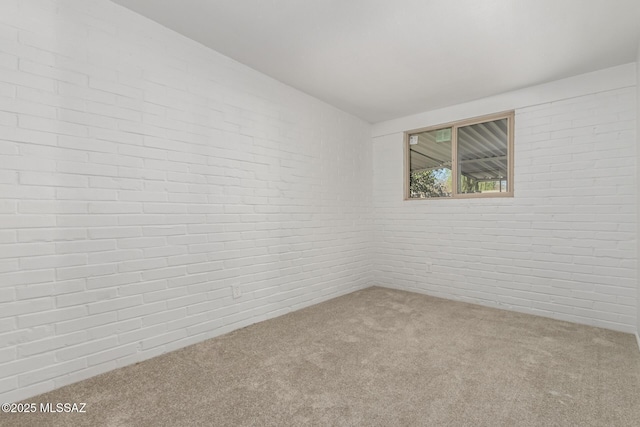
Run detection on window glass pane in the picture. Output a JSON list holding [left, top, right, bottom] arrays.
[[457, 118, 508, 194], [409, 127, 452, 198]]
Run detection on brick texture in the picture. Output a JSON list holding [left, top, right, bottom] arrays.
[[372, 87, 637, 334], [1, 0, 637, 404], [0, 0, 373, 402]]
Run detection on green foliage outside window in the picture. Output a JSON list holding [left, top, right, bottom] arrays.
[[458, 176, 500, 193], [410, 169, 503, 197], [409, 169, 451, 198]]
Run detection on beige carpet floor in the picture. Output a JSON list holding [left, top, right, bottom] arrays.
[[3, 286, 640, 426]]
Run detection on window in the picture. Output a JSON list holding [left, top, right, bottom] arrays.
[[405, 111, 514, 199]]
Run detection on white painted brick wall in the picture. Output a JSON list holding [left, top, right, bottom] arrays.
[[637, 46, 640, 344], [372, 84, 637, 334], [0, 0, 373, 402], [1, 0, 637, 404]]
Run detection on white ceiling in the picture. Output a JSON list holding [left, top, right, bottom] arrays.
[[111, 0, 640, 123]]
